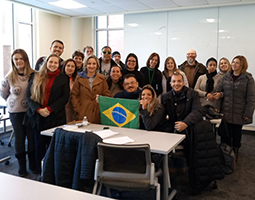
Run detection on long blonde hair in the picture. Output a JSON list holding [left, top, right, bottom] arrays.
[[140, 84, 159, 116], [8, 49, 34, 85], [30, 54, 59, 105]]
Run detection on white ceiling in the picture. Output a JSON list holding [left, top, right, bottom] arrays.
[[9, 0, 255, 17]]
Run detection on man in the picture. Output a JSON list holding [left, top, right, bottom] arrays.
[[114, 74, 141, 99], [161, 72, 203, 133], [35, 40, 64, 71], [83, 46, 94, 58], [179, 49, 206, 88], [112, 51, 125, 69], [98, 46, 117, 78]]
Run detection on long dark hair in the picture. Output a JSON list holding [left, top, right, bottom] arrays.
[[62, 58, 77, 81], [125, 53, 139, 70]]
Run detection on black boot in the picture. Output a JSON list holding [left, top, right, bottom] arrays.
[[15, 153, 28, 177], [28, 152, 38, 174], [233, 147, 239, 163]]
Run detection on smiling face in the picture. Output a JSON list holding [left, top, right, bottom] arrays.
[[50, 42, 64, 57], [149, 56, 158, 69], [127, 56, 137, 71], [141, 88, 153, 104], [47, 56, 59, 73], [74, 56, 83, 69], [207, 61, 217, 73], [123, 77, 139, 93], [110, 66, 122, 82], [101, 47, 112, 63], [86, 58, 98, 75], [186, 49, 197, 65], [166, 58, 176, 72], [231, 58, 242, 75], [219, 59, 230, 73], [85, 48, 93, 57], [171, 74, 184, 92], [13, 53, 25, 73], [65, 61, 76, 77]]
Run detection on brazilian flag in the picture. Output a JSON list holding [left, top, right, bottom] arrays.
[[98, 96, 140, 129]]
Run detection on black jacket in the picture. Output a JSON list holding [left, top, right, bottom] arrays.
[[161, 86, 203, 132], [114, 88, 142, 100], [42, 128, 102, 191], [24, 72, 70, 131], [140, 66, 163, 96], [186, 120, 224, 195], [122, 68, 145, 88]]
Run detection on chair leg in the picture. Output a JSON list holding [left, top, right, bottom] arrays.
[[96, 183, 102, 195], [8, 130, 14, 147], [92, 181, 98, 194], [156, 183, 160, 200]]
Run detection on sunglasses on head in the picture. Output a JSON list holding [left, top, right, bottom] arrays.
[[102, 51, 111, 54]]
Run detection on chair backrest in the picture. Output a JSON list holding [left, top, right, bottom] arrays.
[[96, 142, 152, 181]]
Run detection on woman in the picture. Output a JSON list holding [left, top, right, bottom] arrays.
[[62, 58, 77, 123], [122, 53, 145, 88], [162, 57, 188, 95], [218, 57, 231, 78], [25, 54, 70, 172], [214, 55, 255, 161], [140, 53, 163, 96], [71, 55, 110, 123], [0, 49, 36, 176], [194, 57, 221, 111], [107, 65, 123, 97], [139, 84, 165, 131], [72, 50, 84, 73]]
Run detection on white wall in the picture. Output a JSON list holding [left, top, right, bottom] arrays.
[[35, 10, 93, 62], [125, 4, 255, 126]]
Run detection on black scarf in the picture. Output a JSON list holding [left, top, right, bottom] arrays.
[[206, 70, 217, 93]]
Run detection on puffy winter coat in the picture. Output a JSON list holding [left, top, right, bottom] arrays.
[[216, 71, 255, 125]]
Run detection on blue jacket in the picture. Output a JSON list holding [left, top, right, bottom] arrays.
[[42, 128, 102, 191]]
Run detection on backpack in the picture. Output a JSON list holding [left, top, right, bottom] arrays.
[[219, 143, 235, 174]]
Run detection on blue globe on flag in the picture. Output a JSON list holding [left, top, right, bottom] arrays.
[[112, 107, 127, 124]]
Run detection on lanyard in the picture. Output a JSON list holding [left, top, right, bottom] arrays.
[[110, 83, 118, 95], [148, 68, 156, 85]]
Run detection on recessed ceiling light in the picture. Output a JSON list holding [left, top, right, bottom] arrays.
[[49, 0, 87, 9], [154, 32, 162, 35], [127, 23, 139, 27], [206, 19, 215, 23]]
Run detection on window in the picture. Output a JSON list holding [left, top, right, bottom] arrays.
[[0, 1, 34, 79], [96, 15, 124, 57]]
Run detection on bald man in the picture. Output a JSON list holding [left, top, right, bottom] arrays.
[[179, 49, 206, 88]]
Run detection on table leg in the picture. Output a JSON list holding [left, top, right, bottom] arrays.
[[162, 154, 170, 200]]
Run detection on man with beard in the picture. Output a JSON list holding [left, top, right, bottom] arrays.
[[35, 40, 64, 71], [178, 49, 206, 88], [114, 74, 141, 100]]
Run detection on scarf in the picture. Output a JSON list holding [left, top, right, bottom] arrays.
[[206, 70, 217, 93]]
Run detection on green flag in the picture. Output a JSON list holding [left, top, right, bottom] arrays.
[[98, 96, 140, 129]]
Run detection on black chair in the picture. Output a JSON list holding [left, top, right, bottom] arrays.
[[93, 142, 162, 200]]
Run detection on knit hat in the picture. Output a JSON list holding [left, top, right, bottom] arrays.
[[112, 51, 120, 58], [206, 57, 217, 67]]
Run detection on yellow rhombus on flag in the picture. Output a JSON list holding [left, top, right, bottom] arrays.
[[99, 96, 140, 129]]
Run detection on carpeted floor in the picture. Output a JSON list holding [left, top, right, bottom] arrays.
[[1, 130, 255, 200]]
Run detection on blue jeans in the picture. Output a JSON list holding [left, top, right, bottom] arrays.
[[9, 112, 35, 155]]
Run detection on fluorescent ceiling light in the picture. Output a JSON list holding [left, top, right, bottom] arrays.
[[49, 0, 86, 9], [154, 32, 162, 35], [206, 19, 215, 23], [127, 23, 139, 27], [219, 30, 225, 33]]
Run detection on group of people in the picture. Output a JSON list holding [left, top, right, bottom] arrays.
[[1, 39, 255, 178]]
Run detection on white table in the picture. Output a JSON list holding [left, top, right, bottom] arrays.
[[41, 123, 186, 200], [0, 172, 113, 200]]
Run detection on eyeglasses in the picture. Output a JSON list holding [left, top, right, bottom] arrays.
[[127, 60, 136, 63], [187, 53, 196, 56], [102, 51, 111, 54], [124, 81, 137, 86]]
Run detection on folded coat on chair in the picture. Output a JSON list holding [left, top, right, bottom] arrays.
[[42, 128, 102, 191]]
